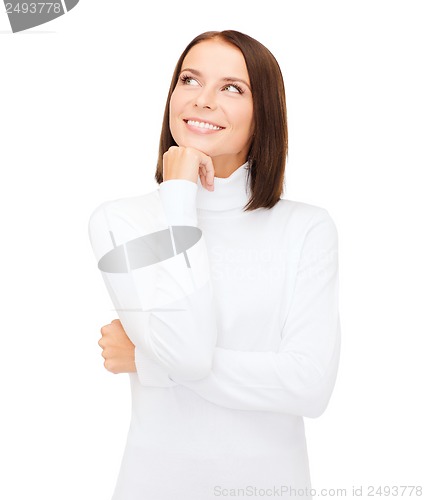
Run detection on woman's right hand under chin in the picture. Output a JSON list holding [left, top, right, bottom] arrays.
[[163, 146, 215, 191]]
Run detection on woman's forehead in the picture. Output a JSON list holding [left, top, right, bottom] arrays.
[[181, 40, 250, 82]]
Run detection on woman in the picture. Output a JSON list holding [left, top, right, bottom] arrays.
[[89, 30, 341, 500]]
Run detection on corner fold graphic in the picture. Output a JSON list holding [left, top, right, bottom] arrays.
[[5, 0, 80, 33]]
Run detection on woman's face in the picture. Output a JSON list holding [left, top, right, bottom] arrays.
[[169, 39, 254, 173]]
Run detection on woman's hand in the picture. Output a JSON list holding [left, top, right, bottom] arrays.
[[163, 146, 215, 191], [98, 319, 136, 374]]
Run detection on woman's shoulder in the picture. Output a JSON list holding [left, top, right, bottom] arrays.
[[277, 197, 336, 224], [87, 187, 163, 258]]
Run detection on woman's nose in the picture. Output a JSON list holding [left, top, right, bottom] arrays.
[[194, 87, 217, 110]]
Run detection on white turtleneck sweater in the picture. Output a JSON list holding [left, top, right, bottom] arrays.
[[88, 161, 341, 500]]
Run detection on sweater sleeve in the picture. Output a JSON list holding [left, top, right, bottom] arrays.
[[169, 210, 341, 418], [88, 179, 218, 387]]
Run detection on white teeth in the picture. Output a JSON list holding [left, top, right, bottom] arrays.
[[187, 120, 223, 131]]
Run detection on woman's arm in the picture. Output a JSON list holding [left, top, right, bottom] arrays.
[[89, 147, 218, 386]]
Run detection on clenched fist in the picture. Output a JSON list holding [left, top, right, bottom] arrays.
[[163, 145, 215, 191], [98, 319, 137, 374]]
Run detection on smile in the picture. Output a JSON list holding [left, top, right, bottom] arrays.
[[184, 119, 225, 131]]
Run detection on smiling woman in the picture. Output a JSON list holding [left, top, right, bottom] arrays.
[[169, 39, 254, 176], [156, 30, 288, 204], [88, 29, 341, 500]]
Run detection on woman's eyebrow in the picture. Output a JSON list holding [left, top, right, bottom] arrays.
[[180, 67, 251, 90]]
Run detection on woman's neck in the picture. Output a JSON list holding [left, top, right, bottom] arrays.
[[196, 160, 251, 213], [211, 154, 249, 179]]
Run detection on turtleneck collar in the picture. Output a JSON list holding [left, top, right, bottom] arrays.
[[196, 161, 251, 213]]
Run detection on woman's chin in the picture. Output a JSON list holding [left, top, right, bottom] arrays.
[[178, 140, 215, 157]]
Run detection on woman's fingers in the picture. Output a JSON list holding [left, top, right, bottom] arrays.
[[199, 164, 213, 191], [199, 154, 215, 190]]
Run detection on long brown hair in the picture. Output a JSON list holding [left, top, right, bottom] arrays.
[[154, 30, 288, 211]]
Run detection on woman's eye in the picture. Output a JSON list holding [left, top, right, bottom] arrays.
[[181, 76, 199, 86], [223, 84, 243, 94]]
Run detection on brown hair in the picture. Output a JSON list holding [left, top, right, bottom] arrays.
[[154, 30, 288, 211]]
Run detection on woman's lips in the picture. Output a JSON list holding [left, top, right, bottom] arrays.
[[183, 119, 225, 134]]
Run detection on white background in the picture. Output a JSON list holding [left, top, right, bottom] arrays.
[[1, 1, 423, 498]]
